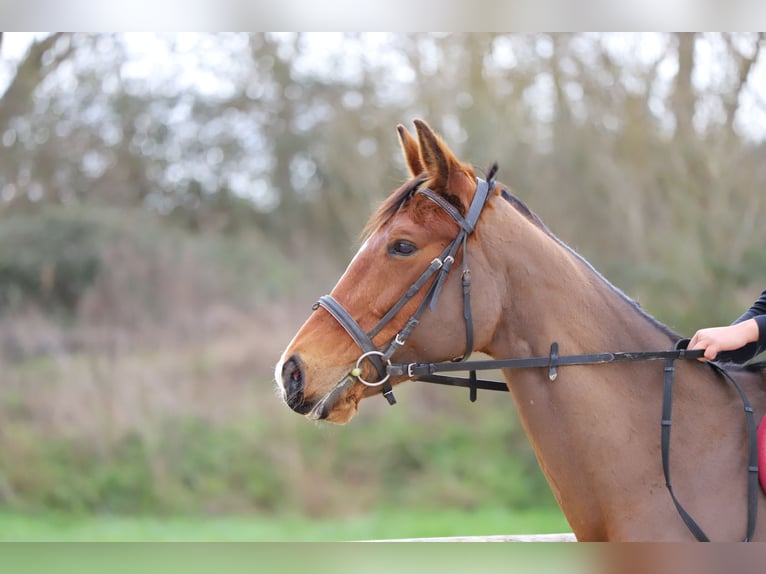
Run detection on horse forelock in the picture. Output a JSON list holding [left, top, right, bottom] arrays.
[[361, 173, 465, 241], [361, 175, 426, 241]]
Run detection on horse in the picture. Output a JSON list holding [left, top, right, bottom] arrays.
[[275, 119, 766, 541]]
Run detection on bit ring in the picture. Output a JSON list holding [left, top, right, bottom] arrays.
[[354, 351, 392, 387]]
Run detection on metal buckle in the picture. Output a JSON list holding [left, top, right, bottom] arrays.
[[354, 350, 392, 387]]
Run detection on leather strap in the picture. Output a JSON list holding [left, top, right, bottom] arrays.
[[316, 294, 386, 379], [314, 174, 496, 406], [707, 361, 759, 542], [390, 348, 707, 378], [399, 345, 758, 543], [660, 356, 710, 541]]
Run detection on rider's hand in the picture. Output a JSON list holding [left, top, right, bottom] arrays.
[[688, 319, 760, 361]]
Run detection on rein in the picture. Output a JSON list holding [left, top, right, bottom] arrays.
[[397, 342, 758, 543], [313, 167, 759, 542]]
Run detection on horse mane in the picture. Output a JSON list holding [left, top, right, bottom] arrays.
[[500, 187, 553, 234], [500, 188, 681, 341]]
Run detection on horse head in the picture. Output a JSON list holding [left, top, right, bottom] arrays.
[[275, 120, 505, 423]]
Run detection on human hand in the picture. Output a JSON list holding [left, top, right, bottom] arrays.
[[688, 319, 760, 361]]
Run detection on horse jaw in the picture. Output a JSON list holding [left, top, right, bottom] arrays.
[[306, 376, 365, 424]]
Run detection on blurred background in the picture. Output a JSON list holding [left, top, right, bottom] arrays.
[[0, 32, 765, 541]]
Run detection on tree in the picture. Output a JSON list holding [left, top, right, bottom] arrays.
[[0, 33, 75, 132]]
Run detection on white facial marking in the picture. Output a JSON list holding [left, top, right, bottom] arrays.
[[274, 330, 301, 395], [352, 239, 369, 262], [275, 357, 286, 394]]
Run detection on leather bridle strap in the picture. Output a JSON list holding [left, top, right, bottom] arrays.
[[661, 357, 758, 542], [390, 348, 708, 377], [367, 245, 458, 339], [711, 361, 759, 542], [660, 356, 710, 541], [315, 238, 462, 406], [418, 175, 492, 362], [316, 294, 387, 382], [391, 342, 758, 543], [313, 172, 495, 406]]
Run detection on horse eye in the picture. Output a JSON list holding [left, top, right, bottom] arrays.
[[389, 240, 418, 257]]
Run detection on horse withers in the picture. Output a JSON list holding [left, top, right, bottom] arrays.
[[275, 119, 766, 541]]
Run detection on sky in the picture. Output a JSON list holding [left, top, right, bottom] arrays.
[[0, 32, 766, 148], [3, 33, 766, 142], [2, 0, 766, 30]]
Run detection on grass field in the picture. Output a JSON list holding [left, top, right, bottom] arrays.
[[0, 507, 570, 541]]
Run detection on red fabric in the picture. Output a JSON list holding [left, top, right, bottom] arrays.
[[759, 414, 766, 494]]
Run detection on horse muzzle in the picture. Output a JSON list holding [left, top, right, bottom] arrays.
[[277, 353, 363, 422], [278, 355, 316, 415]]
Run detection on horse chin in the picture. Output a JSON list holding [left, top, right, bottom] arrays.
[[306, 376, 362, 425]]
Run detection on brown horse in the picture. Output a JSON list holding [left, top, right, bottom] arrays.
[[275, 119, 766, 541]]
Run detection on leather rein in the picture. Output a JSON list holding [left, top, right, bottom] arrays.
[[312, 166, 758, 542]]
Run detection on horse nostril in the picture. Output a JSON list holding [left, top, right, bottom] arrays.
[[282, 355, 303, 395], [282, 355, 311, 413]]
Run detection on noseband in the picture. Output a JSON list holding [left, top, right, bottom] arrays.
[[313, 168, 497, 405]]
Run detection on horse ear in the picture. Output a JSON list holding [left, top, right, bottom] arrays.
[[414, 119, 453, 187], [397, 124, 424, 177], [413, 119, 474, 212]]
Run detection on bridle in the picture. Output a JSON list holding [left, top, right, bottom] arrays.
[[314, 164, 497, 406], [310, 163, 760, 542]]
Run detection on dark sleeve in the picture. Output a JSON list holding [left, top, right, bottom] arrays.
[[716, 290, 766, 364], [756, 314, 766, 347], [735, 290, 766, 322]]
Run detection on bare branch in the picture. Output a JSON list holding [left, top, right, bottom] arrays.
[[671, 33, 696, 140], [0, 33, 74, 130], [721, 33, 763, 131]]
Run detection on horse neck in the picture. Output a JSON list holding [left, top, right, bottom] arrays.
[[483, 203, 677, 360], [480, 201, 682, 539]]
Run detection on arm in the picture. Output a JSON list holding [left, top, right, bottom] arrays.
[[689, 290, 766, 363], [736, 289, 766, 323]]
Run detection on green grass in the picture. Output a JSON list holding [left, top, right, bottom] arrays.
[[0, 507, 570, 541]]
